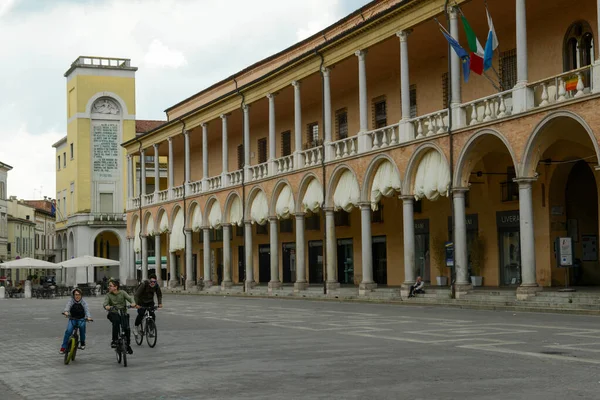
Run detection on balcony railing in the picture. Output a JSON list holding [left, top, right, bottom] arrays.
[[228, 169, 243, 186], [189, 180, 202, 195], [157, 189, 169, 202], [529, 65, 592, 108], [207, 176, 222, 191], [143, 193, 155, 206], [91, 213, 126, 222], [411, 109, 449, 139], [463, 90, 513, 127], [276, 155, 294, 174], [250, 162, 269, 181], [368, 124, 400, 150], [172, 185, 184, 200], [332, 136, 358, 159], [301, 147, 322, 167], [132, 198, 141, 208]]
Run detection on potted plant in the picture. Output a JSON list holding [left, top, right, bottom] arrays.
[[470, 236, 485, 287], [431, 236, 448, 286]]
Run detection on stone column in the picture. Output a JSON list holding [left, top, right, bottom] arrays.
[[268, 217, 281, 291], [154, 233, 162, 287], [516, 178, 541, 299], [168, 251, 177, 288], [127, 155, 134, 200], [398, 31, 411, 120], [167, 138, 174, 196], [202, 123, 209, 180], [244, 221, 255, 291], [359, 203, 376, 292], [222, 224, 232, 288], [516, 0, 528, 85], [322, 68, 334, 162], [267, 93, 276, 173], [203, 227, 212, 288], [153, 144, 160, 195], [141, 235, 148, 281], [294, 213, 307, 291], [184, 130, 191, 183], [292, 81, 303, 169], [449, 7, 461, 106], [453, 188, 471, 292], [127, 237, 137, 286], [140, 149, 147, 197], [221, 114, 229, 185], [401, 196, 416, 290], [185, 229, 194, 289], [325, 208, 339, 290], [243, 106, 251, 181], [356, 50, 368, 132]]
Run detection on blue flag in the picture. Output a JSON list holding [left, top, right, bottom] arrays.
[[440, 28, 471, 82]]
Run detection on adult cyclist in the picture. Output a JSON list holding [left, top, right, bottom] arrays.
[[134, 273, 163, 338], [103, 279, 136, 354]]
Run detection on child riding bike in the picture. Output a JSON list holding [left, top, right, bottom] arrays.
[[60, 288, 92, 354], [103, 279, 137, 354]]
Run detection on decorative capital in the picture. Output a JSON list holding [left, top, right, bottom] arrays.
[[321, 67, 330, 77], [183, 130, 190, 136], [267, 93, 276, 100], [295, 212, 306, 218], [452, 187, 470, 195], [448, 6, 459, 18], [355, 49, 367, 60], [291, 80, 301, 88], [167, 137, 173, 143], [242, 104, 250, 112], [400, 195, 414, 202], [220, 114, 228, 120], [221, 222, 232, 228], [140, 148, 146, 155], [153, 143, 160, 150], [513, 176, 538, 187], [201, 122, 208, 129], [358, 202, 371, 209], [396, 30, 412, 41]]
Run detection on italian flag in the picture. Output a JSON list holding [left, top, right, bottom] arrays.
[[461, 14, 485, 75]]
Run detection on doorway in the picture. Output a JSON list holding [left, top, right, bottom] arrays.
[[372, 236, 387, 285], [282, 243, 296, 283], [192, 254, 197, 282], [497, 210, 521, 286], [308, 240, 323, 284], [258, 245, 270, 283], [238, 246, 245, 283], [337, 238, 354, 284], [215, 248, 223, 285]]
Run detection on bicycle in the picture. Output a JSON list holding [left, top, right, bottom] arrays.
[[108, 306, 133, 368], [134, 306, 158, 348], [62, 314, 92, 365]]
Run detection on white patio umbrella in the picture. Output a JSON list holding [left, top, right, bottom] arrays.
[[59, 255, 120, 268], [0, 257, 62, 269]]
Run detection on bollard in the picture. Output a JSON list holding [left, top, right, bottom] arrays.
[[24, 280, 32, 299], [0, 286, 5, 299]]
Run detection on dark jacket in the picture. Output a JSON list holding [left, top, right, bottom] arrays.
[[134, 280, 162, 305]]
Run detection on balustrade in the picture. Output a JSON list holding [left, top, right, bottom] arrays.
[[276, 155, 294, 174], [250, 163, 269, 181], [530, 66, 592, 108]]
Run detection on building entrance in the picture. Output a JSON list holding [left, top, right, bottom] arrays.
[[282, 243, 296, 283], [258, 245, 270, 283], [337, 238, 353, 284]]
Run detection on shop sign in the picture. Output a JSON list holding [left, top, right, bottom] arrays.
[[496, 210, 520, 229], [414, 219, 429, 235]]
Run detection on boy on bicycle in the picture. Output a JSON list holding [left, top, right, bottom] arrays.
[[103, 279, 137, 354], [134, 273, 163, 337], [60, 288, 92, 354]]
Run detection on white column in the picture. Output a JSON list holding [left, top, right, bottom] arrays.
[[359, 203, 375, 290], [154, 234, 162, 287], [294, 213, 307, 290], [167, 138, 174, 192], [153, 144, 160, 195], [222, 224, 232, 288], [184, 229, 193, 288], [356, 50, 368, 132], [402, 196, 416, 285], [449, 7, 461, 106], [128, 237, 137, 286], [325, 209, 339, 290], [453, 189, 470, 286], [202, 123, 209, 179], [323, 68, 332, 143], [140, 149, 147, 197], [244, 221, 254, 290], [221, 114, 229, 176], [168, 251, 177, 288], [127, 155, 134, 200], [203, 227, 212, 288], [517, 178, 538, 287], [184, 130, 191, 183], [516, 0, 528, 85], [243, 106, 251, 182], [267, 93, 276, 169], [268, 217, 281, 290], [141, 235, 148, 281], [292, 81, 303, 169], [398, 31, 411, 120]]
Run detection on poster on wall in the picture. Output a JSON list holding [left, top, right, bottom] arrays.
[[92, 121, 119, 181], [582, 235, 598, 261]]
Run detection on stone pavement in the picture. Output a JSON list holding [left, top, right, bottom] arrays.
[[2, 295, 600, 399]]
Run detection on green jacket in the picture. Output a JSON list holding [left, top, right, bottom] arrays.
[[103, 290, 135, 313]]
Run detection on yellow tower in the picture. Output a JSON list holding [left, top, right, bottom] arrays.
[[53, 56, 137, 285]]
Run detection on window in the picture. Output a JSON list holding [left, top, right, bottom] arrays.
[[256, 224, 268, 235], [442, 72, 449, 109], [236, 225, 244, 237], [306, 122, 320, 148], [237, 144, 244, 169], [372, 204, 384, 223], [306, 212, 321, 230], [99, 193, 113, 213], [258, 137, 267, 164], [0, 181, 4, 200], [409, 85, 417, 118], [334, 210, 350, 227], [57, 156, 61, 170], [281, 131, 291, 156], [70, 143, 74, 159], [16, 237, 20, 253], [35, 234, 39, 250], [564, 21, 594, 72], [280, 219, 293, 233], [145, 155, 155, 163], [499, 49, 517, 91], [372, 97, 387, 128], [414, 200, 422, 213], [63, 152, 66, 167], [42, 235, 45, 251], [335, 108, 348, 140]]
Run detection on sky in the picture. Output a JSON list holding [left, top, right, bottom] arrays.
[[0, 0, 369, 200]]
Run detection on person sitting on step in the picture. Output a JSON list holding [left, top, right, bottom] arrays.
[[408, 276, 425, 298]]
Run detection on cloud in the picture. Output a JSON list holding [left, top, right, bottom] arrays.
[[143, 39, 187, 69], [0, 0, 364, 200]]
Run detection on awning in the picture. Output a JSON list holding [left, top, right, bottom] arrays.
[[371, 160, 402, 211], [414, 150, 451, 201], [208, 203, 222, 229], [169, 209, 185, 252], [146, 216, 155, 236], [302, 179, 323, 213], [229, 196, 243, 226], [191, 205, 202, 232], [333, 170, 360, 212], [250, 191, 269, 225], [134, 219, 141, 252], [158, 212, 169, 233], [276, 185, 295, 219], [135, 256, 167, 270]]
